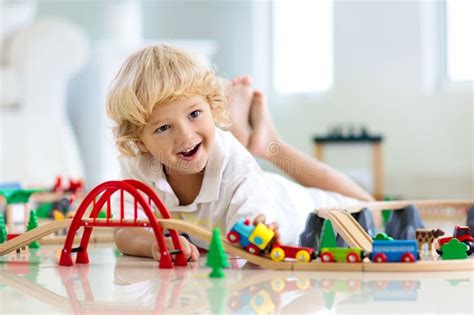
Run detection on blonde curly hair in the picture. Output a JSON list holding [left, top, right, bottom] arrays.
[[106, 45, 230, 156]]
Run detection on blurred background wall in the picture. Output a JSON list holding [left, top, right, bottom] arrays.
[[0, 0, 472, 200]]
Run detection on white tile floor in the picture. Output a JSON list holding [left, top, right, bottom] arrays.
[[1, 243, 473, 314]]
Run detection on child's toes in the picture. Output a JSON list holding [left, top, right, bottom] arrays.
[[241, 76, 252, 86]]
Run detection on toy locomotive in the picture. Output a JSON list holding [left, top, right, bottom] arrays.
[[227, 218, 316, 262]]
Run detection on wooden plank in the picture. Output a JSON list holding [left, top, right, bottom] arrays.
[[372, 142, 384, 200], [316, 200, 474, 213], [314, 143, 324, 161]]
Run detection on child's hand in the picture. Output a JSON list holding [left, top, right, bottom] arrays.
[[152, 236, 200, 262], [252, 214, 281, 243]]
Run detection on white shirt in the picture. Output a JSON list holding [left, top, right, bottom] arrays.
[[115, 127, 359, 246]]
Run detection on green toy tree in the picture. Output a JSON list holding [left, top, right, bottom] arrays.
[[320, 220, 337, 248], [207, 228, 229, 278], [0, 212, 7, 244], [373, 233, 393, 241], [27, 210, 40, 249], [441, 238, 468, 260]]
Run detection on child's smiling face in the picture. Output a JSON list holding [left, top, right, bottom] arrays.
[[139, 95, 216, 175]]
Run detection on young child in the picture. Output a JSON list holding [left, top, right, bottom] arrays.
[[106, 45, 374, 262]]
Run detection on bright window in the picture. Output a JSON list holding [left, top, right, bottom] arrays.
[[446, 0, 474, 81], [272, 0, 333, 94]]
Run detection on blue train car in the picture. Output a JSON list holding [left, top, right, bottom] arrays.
[[228, 219, 255, 248], [227, 218, 275, 255], [370, 240, 419, 263]]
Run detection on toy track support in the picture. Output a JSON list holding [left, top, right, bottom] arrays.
[[59, 180, 186, 268]]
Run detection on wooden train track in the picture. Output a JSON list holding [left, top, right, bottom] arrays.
[[0, 220, 71, 256], [0, 219, 112, 255], [1, 199, 473, 271], [322, 199, 474, 213]]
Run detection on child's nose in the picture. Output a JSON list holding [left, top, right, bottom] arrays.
[[175, 123, 194, 144]]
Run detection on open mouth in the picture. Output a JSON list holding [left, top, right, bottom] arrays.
[[177, 142, 202, 159]]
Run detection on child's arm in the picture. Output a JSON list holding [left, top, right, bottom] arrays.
[[114, 228, 199, 261], [113, 157, 199, 261], [268, 141, 375, 202], [226, 175, 284, 239]]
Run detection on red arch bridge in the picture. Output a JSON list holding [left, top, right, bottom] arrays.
[[59, 180, 187, 268]]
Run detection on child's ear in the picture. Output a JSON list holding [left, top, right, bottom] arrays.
[[136, 141, 149, 153]]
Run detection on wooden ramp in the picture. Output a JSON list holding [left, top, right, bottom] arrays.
[[317, 210, 373, 253], [0, 220, 72, 256], [158, 219, 297, 270], [312, 199, 474, 253]]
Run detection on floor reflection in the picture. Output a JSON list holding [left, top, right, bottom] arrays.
[[0, 250, 472, 314]]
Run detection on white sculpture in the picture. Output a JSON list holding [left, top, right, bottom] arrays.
[[0, 18, 89, 185]]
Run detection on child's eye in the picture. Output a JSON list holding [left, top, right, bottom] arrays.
[[189, 110, 201, 119], [155, 125, 170, 133]]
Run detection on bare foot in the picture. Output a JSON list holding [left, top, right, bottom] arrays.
[[227, 76, 253, 147], [248, 90, 282, 159]]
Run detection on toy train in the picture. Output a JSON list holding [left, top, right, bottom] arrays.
[[227, 218, 422, 263], [227, 218, 316, 262]]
